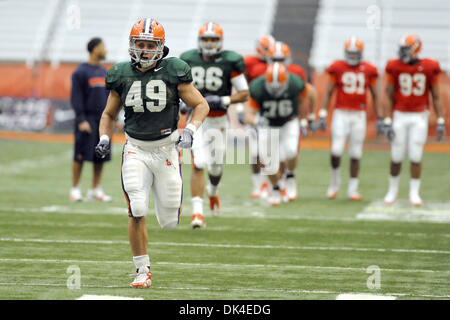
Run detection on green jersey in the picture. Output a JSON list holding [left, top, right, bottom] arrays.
[[105, 57, 192, 141], [179, 49, 245, 98], [249, 73, 306, 127]]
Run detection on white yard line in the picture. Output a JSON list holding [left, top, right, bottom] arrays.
[[0, 258, 447, 274], [336, 293, 397, 300], [1, 237, 449, 255], [0, 217, 447, 239], [0, 150, 72, 175], [0, 281, 447, 299]]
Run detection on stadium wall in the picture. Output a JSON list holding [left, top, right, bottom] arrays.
[[0, 62, 449, 138]]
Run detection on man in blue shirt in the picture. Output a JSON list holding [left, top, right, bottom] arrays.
[[70, 37, 112, 202]]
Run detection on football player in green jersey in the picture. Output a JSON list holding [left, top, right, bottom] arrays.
[[246, 62, 308, 206], [95, 18, 209, 288], [180, 22, 249, 228]]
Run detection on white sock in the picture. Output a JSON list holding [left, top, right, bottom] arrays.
[[191, 196, 203, 215], [331, 167, 341, 186], [410, 178, 421, 195], [207, 183, 219, 197], [133, 255, 150, 270], [388, 175, 400, 192], [252, 174, 261, 189], [348, 178, 359, 194]]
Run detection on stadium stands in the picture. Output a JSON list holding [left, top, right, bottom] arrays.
[[0, 0, 278, 65], [309, 0, 450, 72]]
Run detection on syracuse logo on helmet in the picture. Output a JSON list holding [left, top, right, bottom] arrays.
[[344, 36, 364, 66], [398, 34, 422, 63], [198, 22, 223, 56], [265, 62, 289, 97], [128, 18, 165, 68]]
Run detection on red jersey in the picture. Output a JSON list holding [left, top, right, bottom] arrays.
[[244, 55, 268, 82], [327, 60, 378, 111], [286, 64, 307, 82], [250, 62, 307, 82], [385, 58, 441, 112]]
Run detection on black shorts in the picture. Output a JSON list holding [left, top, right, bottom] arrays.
[[73, 118, 111, 163]]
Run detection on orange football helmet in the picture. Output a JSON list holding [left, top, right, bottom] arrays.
[[128, 18, 165, 68], [256, 35, 275, 60], [267, 41, 292, 65], [265, 62, 289, 97], [398, 34, 422, 63], [344, 36, 364, 66], [198, 22, 223, 56]]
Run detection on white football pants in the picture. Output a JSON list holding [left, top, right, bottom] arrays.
[[391, 110, 429, 163], [121, 133, 183, 230], [331, 109, 366, 159], [191, 115, 228, 176]]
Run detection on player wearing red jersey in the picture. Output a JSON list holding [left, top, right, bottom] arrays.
[[319, 37, 381, 201], [382, 34, 445, 206]]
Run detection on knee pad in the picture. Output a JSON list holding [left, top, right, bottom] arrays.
[[391, 137, 406, 163], [129, 200, 148, 217], [191, 149, 206, 170], [408, 141, 424, 163], [160, 219, 178, 230], [208, 163, 223, 177], [348, 139, 363, 160], [331, 135, 345, 157]]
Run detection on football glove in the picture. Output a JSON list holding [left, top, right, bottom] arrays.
[[256, 115, 269, 127], [308, 114, 317, 134], [300, 118, 308, 138], [95, 136, 111, 158], [177, 124, 195, 149], [317, 109, 327, 131], [179, 100, 192, 115], [383, 117, 395, 142], [237, 111, 246, 125], [205, 95, 228, 112], [376, 118, 384, 137], [436, 117, 445, 141]]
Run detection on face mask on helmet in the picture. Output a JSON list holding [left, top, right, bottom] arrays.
[[198, 36, 222, 56], [345, 50, 362, 66], [265, 80, 288, 98], [129, 39, 164, 68], [398, 45, 413, 63]]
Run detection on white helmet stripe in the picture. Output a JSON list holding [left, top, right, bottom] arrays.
[[348, 36, 357, 51], [207, 22, 214, 33], [144, 18, 151, 34], [273, 62, 280, 86]]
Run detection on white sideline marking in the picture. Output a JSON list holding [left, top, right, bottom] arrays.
[[1, 258, 447, 274], [77, 294, 142, 300], [1, 237, 449, 255], [357, 200, 450, 223], [336, 293, 396, 300]]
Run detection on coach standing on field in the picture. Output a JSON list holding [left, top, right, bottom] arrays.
[[70, 37, 112, 202]]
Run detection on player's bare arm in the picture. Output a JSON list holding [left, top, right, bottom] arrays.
[[98, 90, 122, 139], [430, 84, 443, 119], [320, 81, 336, 112], [317, 81, 335, 130], [431, 84, 445, 140], [230, 89, 249, 104], [369, 82, 383, 136], [178, 81, 210, 129]]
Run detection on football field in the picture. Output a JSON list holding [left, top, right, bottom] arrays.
[[0, 138, 449, 300]]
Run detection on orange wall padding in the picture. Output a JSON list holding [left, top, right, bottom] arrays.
[[0, 62, 448, 138]]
